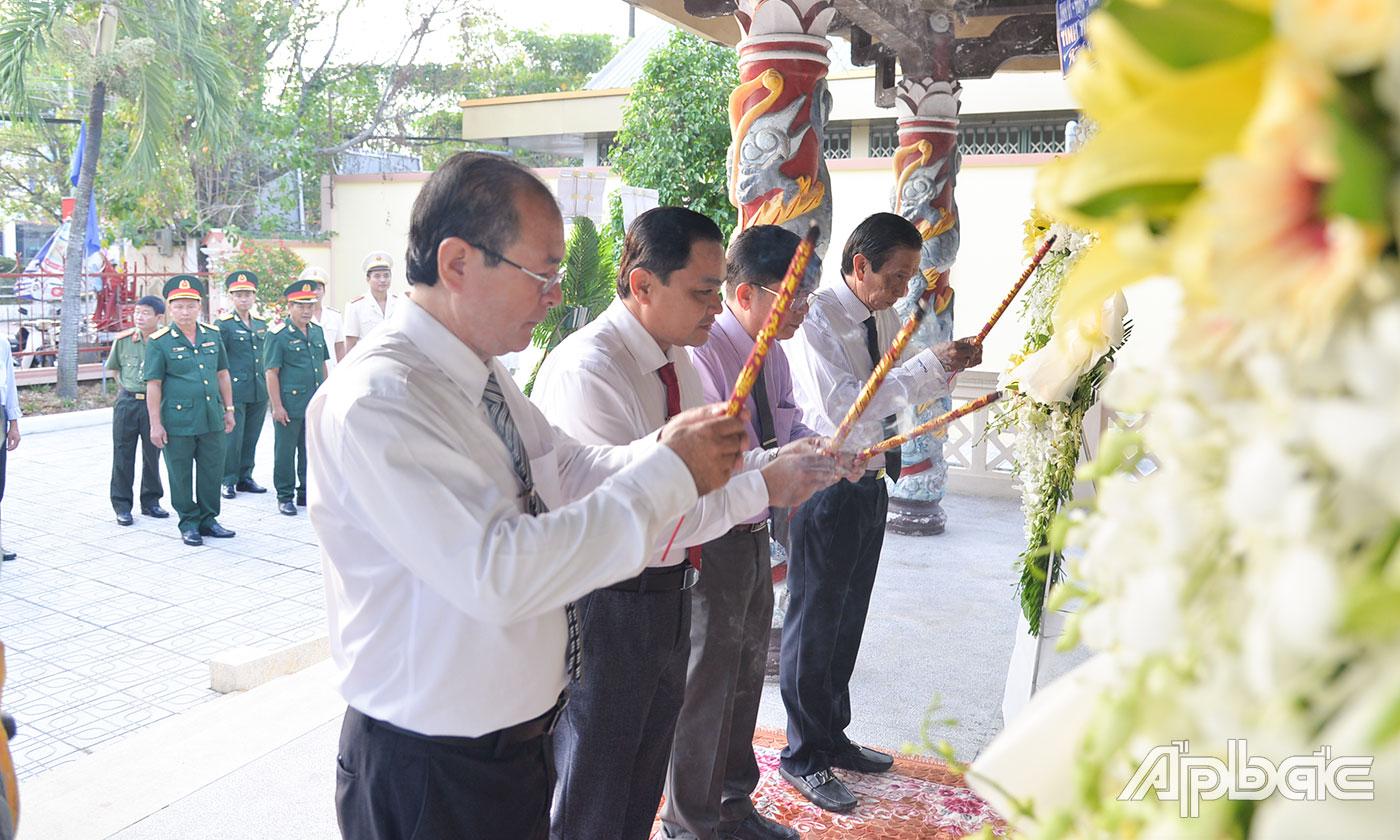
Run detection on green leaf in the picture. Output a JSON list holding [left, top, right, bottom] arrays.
[[1074, 182, 1198, 219], [1101, 0, 1271, 70], [1322, 93, 1393, 225]]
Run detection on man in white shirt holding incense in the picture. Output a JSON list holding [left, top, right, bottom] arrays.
[[780, 212, 981, 812], [533, 207, 839, 840], [308, 152, 753, 840]]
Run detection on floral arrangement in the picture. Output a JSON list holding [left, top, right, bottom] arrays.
[[971, 0, 1400, 836], [995, 209, 1125, 637]]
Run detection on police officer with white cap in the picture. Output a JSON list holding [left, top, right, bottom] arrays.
[[301, 266, 345, 371], [343, 251, 400, 353]]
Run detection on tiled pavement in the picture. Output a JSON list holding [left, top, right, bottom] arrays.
[[0, 408, 325, 780]]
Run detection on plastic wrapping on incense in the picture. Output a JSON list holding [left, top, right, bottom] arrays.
[[859, 391, 1003, 461], [659, 224, 820, 565], [827, 298, 930, 452]]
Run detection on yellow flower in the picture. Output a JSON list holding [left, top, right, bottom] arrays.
[[1022, 207, 1053, 254], [1275, 0, 1399, 74]]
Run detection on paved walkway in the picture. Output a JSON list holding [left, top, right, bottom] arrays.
[[0, 407, 1047, 838], [0, 407, 324, 780]]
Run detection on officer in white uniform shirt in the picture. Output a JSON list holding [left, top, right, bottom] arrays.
[[301, 266, 345, 370], [342, 251, 400, 353], [308, 152, 754, 840]]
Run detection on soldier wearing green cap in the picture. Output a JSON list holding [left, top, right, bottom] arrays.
[[217, 270, 270, 499], [145, 275, 237, 546], [263, 280, 329, 515]]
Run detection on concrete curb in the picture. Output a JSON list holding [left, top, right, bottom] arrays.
[[20, 406, 113, 435]]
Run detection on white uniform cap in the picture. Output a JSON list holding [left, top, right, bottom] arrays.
[[362, 251, 394, 275], [299, 266, 330, 285]]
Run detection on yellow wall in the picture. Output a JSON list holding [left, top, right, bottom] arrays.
[[321, 172, 431, 312]]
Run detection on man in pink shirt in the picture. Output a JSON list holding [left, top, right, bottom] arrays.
[[663, 225, 822, 840]]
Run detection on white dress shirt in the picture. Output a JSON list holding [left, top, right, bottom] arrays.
[[313, 306, 345, 371], [786, 278, 951, 447], [532, 299, 769, 566], [308, 296, 700, 737], [0, 339, 19, 421], [343, 292, 399, 341]]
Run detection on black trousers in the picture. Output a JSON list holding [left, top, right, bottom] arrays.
[[779, 474, 888, 776], [661, 530, 772, 838], [110, 392, 163, 514], [336, 707, 554, 840], [551, 584, 691, 840]]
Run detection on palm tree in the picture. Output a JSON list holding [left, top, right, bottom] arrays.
[[0, 0, 236, 398], [522, 217, 618, 396]]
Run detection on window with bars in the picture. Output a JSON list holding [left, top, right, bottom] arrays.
[[859, 114, 1072, 158], [596, 133, 617, 166], [822, 125, 851, 160]]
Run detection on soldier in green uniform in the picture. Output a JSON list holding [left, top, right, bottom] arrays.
[[106, 295, 170, 526], [263, 280, 329, 516], [145, 275, 238, 546], [217, 270, 270, 499]]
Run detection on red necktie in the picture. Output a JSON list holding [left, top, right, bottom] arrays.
[[657, 362, 702, 568]]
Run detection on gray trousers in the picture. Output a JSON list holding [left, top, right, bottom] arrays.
[[550, 584, 691, 840], [661, 529, 773, 839]]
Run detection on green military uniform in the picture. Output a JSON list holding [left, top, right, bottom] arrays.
[[106, 327, 164, 516], [217, 271, 270, 490], [264, 280, 329, 508], [144, 276, 232, 537]]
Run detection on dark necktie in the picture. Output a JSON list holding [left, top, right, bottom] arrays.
[[657, 362, 703, 567], [862, 316, 902, 481], [482, 372, 582, 683], [750, 362, 778, 451]]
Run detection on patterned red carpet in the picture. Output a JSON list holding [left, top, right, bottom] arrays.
[[652, 728, 1007, 839]]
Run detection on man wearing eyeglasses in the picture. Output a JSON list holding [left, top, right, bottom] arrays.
[[779, 213, 981, 813], [311, 152, 759, 840], [343, 251, 401, 353], [532, 208, 842, 840], [658, 225, 827, 840]]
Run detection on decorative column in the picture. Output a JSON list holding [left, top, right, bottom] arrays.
[[727, 0, 836, 254], [888, 74, 961, 535]]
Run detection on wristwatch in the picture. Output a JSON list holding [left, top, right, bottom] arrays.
[[224, 405, 236, 412]]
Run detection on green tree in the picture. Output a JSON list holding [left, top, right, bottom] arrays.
[[608, 31, 738, 238], [0, 0, 237, 398], [219, 239, 307, 321], [522, 217, 617, 396]]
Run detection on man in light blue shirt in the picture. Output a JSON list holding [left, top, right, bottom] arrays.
[[0, 336, 21, 562]]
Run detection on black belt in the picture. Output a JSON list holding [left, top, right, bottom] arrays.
[[351, 693, 567, 759], [118, 388, 146, 400], [729, 520, 768, 535], [605, 562, 698, 593]]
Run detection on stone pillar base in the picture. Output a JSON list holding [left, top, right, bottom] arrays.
[[887, 496, 946, 536]]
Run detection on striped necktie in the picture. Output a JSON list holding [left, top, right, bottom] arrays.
[[482, 372, 582, 683]]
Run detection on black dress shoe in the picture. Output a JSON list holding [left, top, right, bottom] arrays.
[[279, 502, 298, 516], [779, 766, 857, 813], [2, 551, 15, 562], [725, 811, 800, 840], [235, 479, 267, 494], [141, 505, 170, 519], [181, 531, 204, 546], [115, 512, 134, 526], [222, 484, 236, 499], [831, 743, 894, 774], [296, 490, 307, 507], [198, 522, 236, 538]]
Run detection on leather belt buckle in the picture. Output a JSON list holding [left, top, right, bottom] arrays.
[[680, 566, 700, 590], [866, 467, 886, 479]]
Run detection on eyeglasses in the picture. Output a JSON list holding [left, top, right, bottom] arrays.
[[751, 283, 818, 312], [469, 242, 565, 294]]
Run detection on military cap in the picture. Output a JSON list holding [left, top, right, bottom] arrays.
[[298, 266, 330, 287], [362, 251, 393, 275], [225, 270, 259, 292], [163, 275, 205, 302], [135, 294, 166, 314], [283, 280, 318, 302]]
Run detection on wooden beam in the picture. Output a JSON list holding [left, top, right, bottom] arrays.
[[632, 0, 742, 45]]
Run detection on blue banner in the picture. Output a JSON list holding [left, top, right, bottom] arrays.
[[1057, 0, 1102, 76]]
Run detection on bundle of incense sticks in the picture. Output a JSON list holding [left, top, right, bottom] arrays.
[[828, 297, 931, 451], [858, 391, 1003, 460], [972, 234, 1057, 346], [725, 223, 820, 416], [662, 223, 819, 566]]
